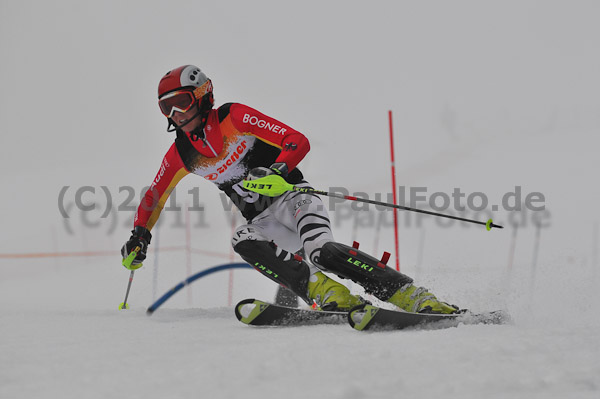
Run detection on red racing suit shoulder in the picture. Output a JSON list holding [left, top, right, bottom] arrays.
[[227, 103, 310, 171]]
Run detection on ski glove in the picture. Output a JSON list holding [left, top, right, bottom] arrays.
[[247, 162, 289, 180], [121, 226, 152, 270]]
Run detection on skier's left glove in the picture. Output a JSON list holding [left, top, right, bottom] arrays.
[[120, 226, 152, 270], [247, 162, 289, 181]]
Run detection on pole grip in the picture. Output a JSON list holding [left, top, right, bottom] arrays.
[[122, 246, 141, 270]]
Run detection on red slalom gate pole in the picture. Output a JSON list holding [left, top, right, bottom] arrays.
[[388, 110, 400, 271]]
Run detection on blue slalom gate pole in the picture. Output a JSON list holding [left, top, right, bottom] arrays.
[[147, 263, 251, 315]]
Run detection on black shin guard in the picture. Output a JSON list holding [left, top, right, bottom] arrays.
[[234, 240, 311, 304], [319, 242, 413, 301]]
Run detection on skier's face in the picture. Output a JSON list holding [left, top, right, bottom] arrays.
[[171, 103, 202, 133]]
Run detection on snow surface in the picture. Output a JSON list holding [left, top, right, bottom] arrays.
[[2, 1, 600, 398], [3, 251, 599, 399]]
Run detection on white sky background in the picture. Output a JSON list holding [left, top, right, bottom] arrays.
[[1, 0, 599, 296]]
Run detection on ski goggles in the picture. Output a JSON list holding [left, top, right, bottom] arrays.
[[158, 90, 197, 118]]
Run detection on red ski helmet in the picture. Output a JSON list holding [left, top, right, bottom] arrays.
[[157, 65, 214, 135], [158, 65, 213, 100]]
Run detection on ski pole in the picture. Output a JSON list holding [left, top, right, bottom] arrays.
[[243, 175, 503, 231], [119, 270, 135, 310], [119, 246, 140, 310]]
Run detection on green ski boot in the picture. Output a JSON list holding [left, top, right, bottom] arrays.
[[307, 271, 363, 311], [388, 283, 459, 314]]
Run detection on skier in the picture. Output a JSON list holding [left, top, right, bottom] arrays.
[[121, 65, 458, 314]]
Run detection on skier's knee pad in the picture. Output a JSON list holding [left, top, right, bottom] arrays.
[[319, 241, 413, 301], [233, 230, 311, 304]]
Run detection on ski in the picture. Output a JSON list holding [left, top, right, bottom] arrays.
[[234, 298, 347, 326], [347, 303, 510, 331]]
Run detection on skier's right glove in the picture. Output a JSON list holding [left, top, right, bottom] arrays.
[[120, 226, 152, 270]]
